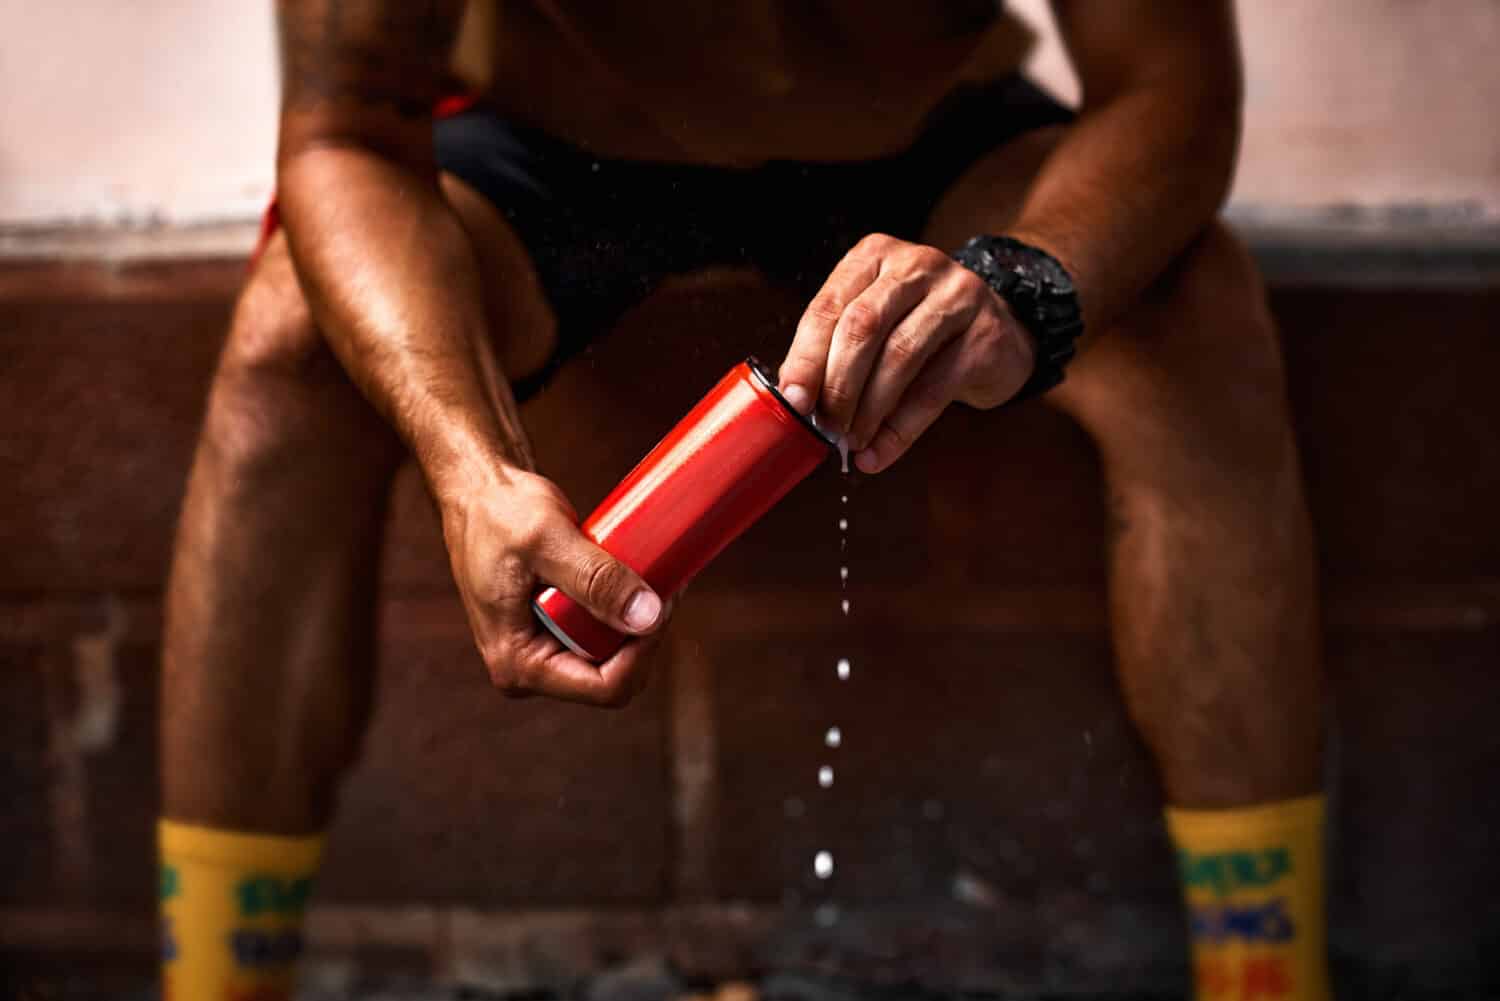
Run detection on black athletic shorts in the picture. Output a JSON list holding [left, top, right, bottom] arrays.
[[434, 75, 1073, 402]]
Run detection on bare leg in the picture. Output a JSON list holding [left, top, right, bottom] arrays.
[[159, 229, 402, 832], [1050, 224, 1322, 806], [160, 175, 557, 833], [924, 132, 1321, 808]]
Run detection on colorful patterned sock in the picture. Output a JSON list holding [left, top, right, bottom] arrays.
[[1166, 795, 1331, 1001], [159, 819, 323, 1001]]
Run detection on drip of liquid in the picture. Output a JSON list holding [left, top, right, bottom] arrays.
[[814, 850, 834, 879], [812, 413, 850, 473], [836, 657, 851, 680], [839, 565, 848, 587], [818, 765, 834, 788], [825, 726, 842, 748], [840, 598, 850, 615], [838, 517, 848, 531]]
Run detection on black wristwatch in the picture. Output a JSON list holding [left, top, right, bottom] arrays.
[[953, 235, 1083, 404]]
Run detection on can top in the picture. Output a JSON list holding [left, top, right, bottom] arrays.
[[746, 356, 840, 451]]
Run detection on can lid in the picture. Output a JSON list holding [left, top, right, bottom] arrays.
[[746, 356, 839, 451]]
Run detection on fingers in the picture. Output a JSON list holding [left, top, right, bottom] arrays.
[[490, 606, 674, 708], [846, 269, 980, 449], [819, 270, 930, 435], [778, 247, 881, 414], [853, 336, 963, 475]]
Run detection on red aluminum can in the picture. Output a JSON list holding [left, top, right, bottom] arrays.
[[533, 356, 836, 661]]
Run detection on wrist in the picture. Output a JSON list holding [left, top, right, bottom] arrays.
[[416, 420, 527, 509], [953, 234, 1083, 404]]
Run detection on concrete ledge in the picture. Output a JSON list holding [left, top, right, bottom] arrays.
[[3, 209, 1499, 288]]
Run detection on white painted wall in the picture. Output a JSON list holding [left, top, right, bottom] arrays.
[[1012, 0, 1500, 222], [0, 1, 279, 227], [1, 1, 1496, 228]]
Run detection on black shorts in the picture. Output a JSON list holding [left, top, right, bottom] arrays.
[[434, 75, 1073, 402]]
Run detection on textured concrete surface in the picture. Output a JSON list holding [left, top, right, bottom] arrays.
[[1, 266, 1498, 997]]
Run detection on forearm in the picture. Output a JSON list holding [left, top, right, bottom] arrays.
[[1006, 81, 1239, 335], [277, 147, 531, 496]]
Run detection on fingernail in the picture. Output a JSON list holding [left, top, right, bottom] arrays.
[[855, 449, 879, 473], [623, 589, 661, 631], [782, 383, 812, 414]]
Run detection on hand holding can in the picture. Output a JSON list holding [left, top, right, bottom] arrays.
[[534, 356, 838, 660]]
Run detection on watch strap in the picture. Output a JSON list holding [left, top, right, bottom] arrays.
[[953, 235, 1083, 404]]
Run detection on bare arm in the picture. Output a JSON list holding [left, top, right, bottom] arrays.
[[779, 0, 1243, 471], [274, 0, 666, 704], [275, 0, 521, 485], [1011, 0, 1243, 333]]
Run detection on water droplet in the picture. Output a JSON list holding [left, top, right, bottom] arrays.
[[836, 657, 851, 680], [839, 566, 848, 586], [825, 726, 842, 748], [840, 494, 848, 504], [818, 765, 834, 788], [814, 851, 834, 879], [840, 598, 850, 615], [838, 517, 848, 531]]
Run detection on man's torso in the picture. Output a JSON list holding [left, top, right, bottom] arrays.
[[452, 0, 1035, 165]]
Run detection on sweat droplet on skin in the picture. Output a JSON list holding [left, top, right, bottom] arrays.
[[814, 851, 834, 879], [825, 726, 842, 748], [836, 657, 851, 680], [818, 765, 834, 788]]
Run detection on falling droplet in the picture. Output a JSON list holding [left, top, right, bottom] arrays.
[[818, 765, 834, 788], [840, 495, 848, 504], [839, 566, 848, 586], [838, 517, 848, 531], [825, 726, 842, 748], [840, 598, 850, 615], [814, 851, 834, 879], [836, 657, 851, 680]]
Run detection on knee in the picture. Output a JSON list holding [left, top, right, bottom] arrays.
[[201, 237, 398, 486], [1059, 221, 1295, 492]]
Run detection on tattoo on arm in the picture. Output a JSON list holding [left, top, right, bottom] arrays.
[[278, 0, 464, 124]]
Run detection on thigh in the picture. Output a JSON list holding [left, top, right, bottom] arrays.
[[440, 171, 560, 391]]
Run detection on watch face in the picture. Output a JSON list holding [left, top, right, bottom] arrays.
[[988, 241, 1073, 295], [1029, 252, 1074, 294]]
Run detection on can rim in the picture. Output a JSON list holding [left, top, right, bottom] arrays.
[[745, 356, 839, 451], [532, 597, 597, 661]]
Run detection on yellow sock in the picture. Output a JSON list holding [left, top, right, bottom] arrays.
[[159, 819, 323, 1001], [1166, 795, 1330, 1001]]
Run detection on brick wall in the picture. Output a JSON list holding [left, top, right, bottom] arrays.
[[1, 262, 1498, 996]]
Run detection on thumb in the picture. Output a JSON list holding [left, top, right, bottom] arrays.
[[535, 527, 662, 635]]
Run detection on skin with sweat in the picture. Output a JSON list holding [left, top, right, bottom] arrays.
[[162, 0, 1321, 840]]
